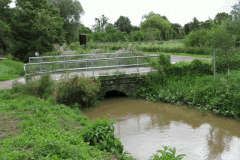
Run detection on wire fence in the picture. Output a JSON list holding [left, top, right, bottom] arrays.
[[24, 54, 161, 77]]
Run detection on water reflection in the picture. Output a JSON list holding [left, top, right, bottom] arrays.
[[83, 98, 240, 160]]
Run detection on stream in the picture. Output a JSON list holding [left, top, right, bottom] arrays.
[[82, 98, 240, 160]]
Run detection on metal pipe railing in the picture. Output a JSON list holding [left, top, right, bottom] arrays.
[[29, 52, 132, 63], [24, 54, 164, 77]]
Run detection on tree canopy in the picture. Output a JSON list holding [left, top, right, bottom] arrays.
[[114, 16, 132, 34], [48, 0, 84, 44], [214, 12, 232, 25], [141, 14, 172, 40], [12, 0, 65, 62], [92, 15, 108, 32]]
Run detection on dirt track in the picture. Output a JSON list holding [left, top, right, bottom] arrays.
[[0, 55, 212, 90]]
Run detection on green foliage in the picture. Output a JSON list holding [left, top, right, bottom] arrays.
[[133, 65, 240, 119], [56, 74, 101, 107], [189, 17, 200, 31], [141, 15, 173, 40], [92, 14, 108, 32], [0, 59, 25, 81], [12, 72, 54, 99], [48, 0, 84, 44], [0, 90, 129, 159], [214, 12, 232, 25], [130, 30, 145, 41], [214, 48, 240, 74], [82, 117, 124, 154], [69, 41, 81, 51], [114, 16, 132, 34], [183, 29, 208, 47], [0, 19, 12, 56], [12, 0, 66, 62], [154, 55, 213, 78], [151, 146, 186, 160], [88, 41, 213, 55]]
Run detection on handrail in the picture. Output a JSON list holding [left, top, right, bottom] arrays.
[[29, 52, 132, 63], [24, 54, 164, 77]]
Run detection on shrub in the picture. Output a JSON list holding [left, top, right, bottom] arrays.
[[12, 72, 54, 99], [56, 74, 100, 107], [69, 41, 80, 51], [183, 29, 208, 47], [82, 117, 123, 154]]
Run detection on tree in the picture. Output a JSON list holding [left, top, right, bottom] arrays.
[[141, 15, 172, 40], [183, 29, 208, 47], [0, 20, 12, 56], [105, 23, 117, 42], [171, 23, 182, 38], [142, 11, 168, 21], [231, 1, 240, 21], [0, 0, 12, 21], [131, 25, 140, 31], [12, 0, 65, 62], [189, 17, 200, 31], [48, 0, 84, 44], [214, 12, 232, 25], [0, 0, 13, 56], [171, 23, 182, 34], [130, 30, 144, 41], [92, 14, 108, 32], [200, 19, 215, 30], [229, 2, 240, 47], [184, 23, 191, 35], [114, 16, 132, 34], [208, 21, 236, 75], [79, 24, 91, 34]]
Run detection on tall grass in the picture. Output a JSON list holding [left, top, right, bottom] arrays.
[[87, 40, 214, 56], [0, 59, 25, 81]]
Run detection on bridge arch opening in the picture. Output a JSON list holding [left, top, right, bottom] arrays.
[[104, 90, 127, 99]]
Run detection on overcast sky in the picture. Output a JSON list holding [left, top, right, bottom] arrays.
[[10, 0, 239, 29]]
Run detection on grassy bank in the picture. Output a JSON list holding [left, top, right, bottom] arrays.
[[133, 56, 240, 119], [0, 59, 25, 81], [0, 90, 136, 159]]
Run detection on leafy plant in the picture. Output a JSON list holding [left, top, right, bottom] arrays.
[[82, 117, 124, 154], [56, 74, 100, 107], [151, 146, 186, 160]]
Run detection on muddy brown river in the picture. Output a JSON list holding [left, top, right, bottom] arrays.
[[82, 98, 240, 160]]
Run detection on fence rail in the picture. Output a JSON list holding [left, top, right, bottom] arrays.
[[24, 54, 161, 77], [29, 52, 132, 63]]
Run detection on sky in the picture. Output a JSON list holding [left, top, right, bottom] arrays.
[[10, 0, 239, 29]]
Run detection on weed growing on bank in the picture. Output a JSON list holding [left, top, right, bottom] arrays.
[[56, 74, 101, 107], [151, 146, 186, 160], [12, 72, 101, 108], [82, 117, 123, 154]]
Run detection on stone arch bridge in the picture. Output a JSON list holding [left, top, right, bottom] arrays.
[[99, 75, 145, 97]]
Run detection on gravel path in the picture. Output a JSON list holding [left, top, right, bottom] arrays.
[[0, 55, 212, 90]]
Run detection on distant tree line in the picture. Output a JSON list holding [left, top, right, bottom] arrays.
[[1, 0, 240, 63]]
